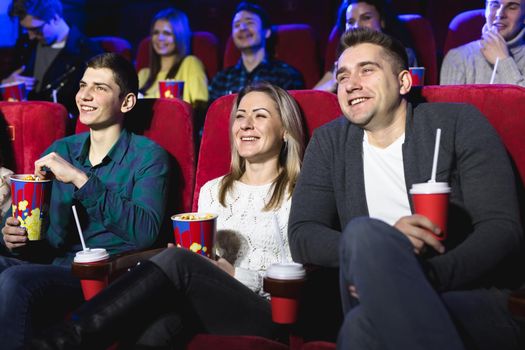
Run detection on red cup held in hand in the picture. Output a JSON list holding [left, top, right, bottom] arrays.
[[410, 182, 451, 241]]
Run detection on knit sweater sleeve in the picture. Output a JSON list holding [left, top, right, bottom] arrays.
[[440, 48, 468, 85], [495, 55, 525, 86]]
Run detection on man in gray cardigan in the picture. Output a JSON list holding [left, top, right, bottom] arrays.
[[440, 0, 525, 85], [289, 28, 523, 350]]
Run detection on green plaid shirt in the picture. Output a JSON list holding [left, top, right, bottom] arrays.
[[45, 129, 170, 265]]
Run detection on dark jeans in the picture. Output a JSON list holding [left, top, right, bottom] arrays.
[[0, 256, 83, 350], [338, 218, 521, 350], [135, 248, 280, 347]]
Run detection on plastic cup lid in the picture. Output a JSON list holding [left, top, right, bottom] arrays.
[[171, 212, 218, 221], [74, 248, 109, 263], [266, 262, 306, 280], [410, 182, 451, 194]]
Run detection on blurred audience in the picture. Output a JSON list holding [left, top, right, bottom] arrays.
[[441, 0, 525, 85], [31, 82, 306, 349], [315, 0, 417, 92], [138, 7, 208, 108], [2, 0, 102, 116], [208, 1, 304, 103]]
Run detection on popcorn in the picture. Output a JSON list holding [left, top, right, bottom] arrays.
[[178, 213, 215, 221]]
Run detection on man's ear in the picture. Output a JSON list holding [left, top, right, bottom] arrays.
[[399, 70, 412, 96], [120, 93, 136, 113]]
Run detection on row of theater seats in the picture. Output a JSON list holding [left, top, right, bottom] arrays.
[[2, 84, 524, 349], [93, 9, 486, 88]]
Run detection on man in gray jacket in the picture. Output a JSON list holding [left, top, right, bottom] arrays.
[[289, 28, 523, 350], [440, 0, 525, 85]]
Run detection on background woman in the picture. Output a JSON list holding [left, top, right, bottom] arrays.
[[315, 0, 417, 91], [32, 82, 306, 349], [138, 7, 208, 108]]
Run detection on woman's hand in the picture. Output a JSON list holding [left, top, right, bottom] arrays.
[[213, 257, 235, 276]]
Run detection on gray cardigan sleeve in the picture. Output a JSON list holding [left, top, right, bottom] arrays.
[[428, 105, 523, 291], [288, 130, 341, 267]]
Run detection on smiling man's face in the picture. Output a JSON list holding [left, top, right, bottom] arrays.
[[76, 67, 125, 130], [485, 0, 525, 40], [336, 43, 407, 131]]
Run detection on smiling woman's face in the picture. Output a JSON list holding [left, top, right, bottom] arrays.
[[346, 2, 384, 32], [151, 20, 176, 56], [231, 91, 284, 164]]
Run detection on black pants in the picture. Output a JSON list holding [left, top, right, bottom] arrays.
[[337, 218, 521, 350], [135, 248, 281, 347]]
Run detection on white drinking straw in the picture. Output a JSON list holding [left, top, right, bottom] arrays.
[[272, 214, 286, 263], [429, 128, 442, 183], [490, 57, 500, 84], [72, 205, 88, 251]]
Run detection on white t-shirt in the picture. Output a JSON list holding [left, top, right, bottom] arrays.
[[363, 132, 411, 225], [198, 176, 292, 296]]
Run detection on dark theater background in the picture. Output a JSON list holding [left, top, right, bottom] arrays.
[[1, 0, 485, 81]]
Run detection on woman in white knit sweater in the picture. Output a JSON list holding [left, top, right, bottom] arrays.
[[32, 82, 306, 349]]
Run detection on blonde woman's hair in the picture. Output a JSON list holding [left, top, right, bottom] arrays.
[[219, 82, 305, 211]]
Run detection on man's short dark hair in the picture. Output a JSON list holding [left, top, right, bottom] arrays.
[[86, 53, 139, 97], [337, 28, 409, 73], [234, 1, 271, 29], [9, 0, 63, 21]]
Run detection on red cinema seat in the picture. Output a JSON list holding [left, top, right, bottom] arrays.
[[0, 101, 68, 174], [75, 98, 195, 213], [443, 9, 485, 57], [417, 84, 525, 184], [399, 14, 438, 85], [135, 31, 220, 79], [324, 14, 438, 85], [193, 89, 341, 210], [223, 24, 321, 88], [92, 36, 133, 61]]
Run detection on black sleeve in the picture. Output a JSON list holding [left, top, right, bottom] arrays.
[[288, 129, 341, 267]]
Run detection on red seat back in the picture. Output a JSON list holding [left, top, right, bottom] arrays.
[[324, 14, 438, 85], [92, 36, 133, 61], [399, 14, 438, 85], [135, 32, 220, 79], [418, 84, 525, 185], [223, 24, 321, 88], [443, 9, 485, 56], [0, 101, 68, 173], [76, 98, 195, 212], [193, 89, 340, 211]]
